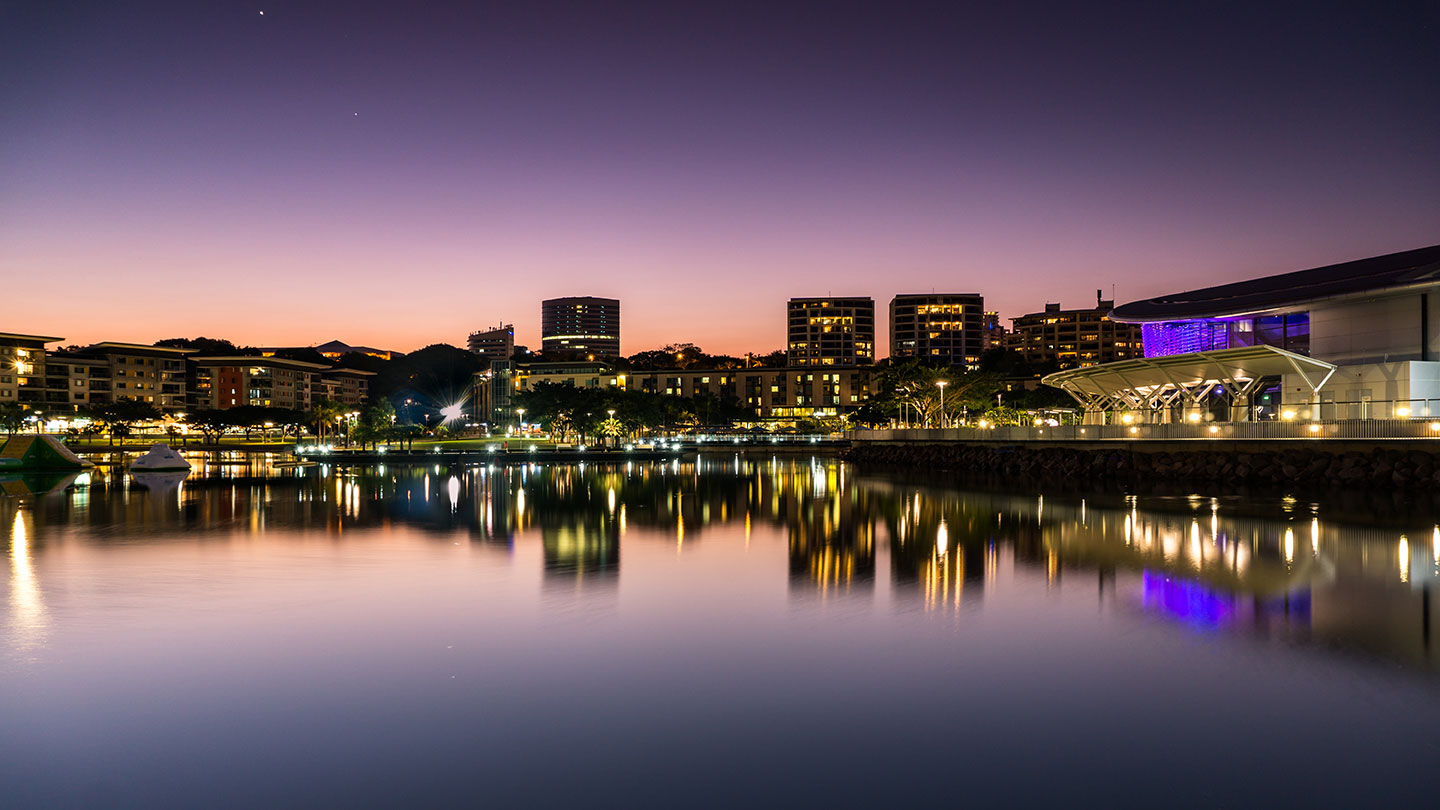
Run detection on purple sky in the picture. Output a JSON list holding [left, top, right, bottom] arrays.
[[2, 1, 1437, 356]]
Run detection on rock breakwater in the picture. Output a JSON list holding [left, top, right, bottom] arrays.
[[843, 442, 1440, 490]]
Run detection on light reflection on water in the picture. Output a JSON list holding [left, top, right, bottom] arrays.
[[1, 453, 1439, 807]]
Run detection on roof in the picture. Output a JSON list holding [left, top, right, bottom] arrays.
[[1111, 244, 1440, 323], [84, 342, 196, 355], [313, 340, 390, 356], [0, 333, 63, 343], [1042, 345, 1337, 399], [191, 355, 332, 371], [325, 367, 376, 377]]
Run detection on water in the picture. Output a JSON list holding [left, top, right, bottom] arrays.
[[3, 453, 1439, 807]]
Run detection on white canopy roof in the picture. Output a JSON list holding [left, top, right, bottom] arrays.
[[1042, 345, 1337, 409]]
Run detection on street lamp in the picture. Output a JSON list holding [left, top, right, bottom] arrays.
[[936, 381, 948, 429]]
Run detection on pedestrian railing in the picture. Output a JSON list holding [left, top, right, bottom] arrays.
[[856, 418, 1440, 443]]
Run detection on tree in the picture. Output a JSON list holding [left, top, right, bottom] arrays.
[[154, 336, 246, 354], [353, 401, 397, 450], [310, 399, 346, 444], [873, 360, 1000, 427], [94, 398, 162, 446], [187, 409, 230, 444], [0, 402, 26, 436]]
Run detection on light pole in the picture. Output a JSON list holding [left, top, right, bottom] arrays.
[[607, 408, 616, 447], [936, 381, 948, 429]]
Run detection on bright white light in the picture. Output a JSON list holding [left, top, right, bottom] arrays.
[[440, 404, 464, 423]]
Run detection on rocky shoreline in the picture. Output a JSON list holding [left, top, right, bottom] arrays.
[[843, 442, 1440, 490]]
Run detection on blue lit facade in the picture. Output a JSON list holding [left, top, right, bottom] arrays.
[[1141, 313, 1310, 358]]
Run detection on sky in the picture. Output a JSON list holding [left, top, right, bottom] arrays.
[[2, 0, 1437, 356]]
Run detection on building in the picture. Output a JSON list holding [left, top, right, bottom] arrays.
[[192, 357, 333, 410], [1009, 293, 1143, 369], [316, 368, 374, 407], [1043, 244, 1440, 423], [61, 342, 196, 414], [787, 297, 875, 367], [261, 340, 392, 362], [541, 297, 620, 358], [493, 361, 874, 424], [468, 323, 515, 361], [41, 353, 109, 413], [889, 294, 984, 367], [0, 333, 60, 408], [982, 311, 1006, 351]]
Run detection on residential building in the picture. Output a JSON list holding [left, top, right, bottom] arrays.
[[317, 368, 374, 407], [982, 311, 1006, 351], [41, 353, 108, 413], [494, 361, 874, 424], [468, 323, 515, 362], [65, 342, 195, 414], [192, 357, 332, 410], [1009, 293, 1142, 369], [787, 297, 875, 367], [0, 333, 60, 408], [1044, 244, 1440, 423], [888, 294, 984, 367], [541, 296, 620, 357]]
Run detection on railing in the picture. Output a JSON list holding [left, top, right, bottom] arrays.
[[856, 419, 1440, 443]]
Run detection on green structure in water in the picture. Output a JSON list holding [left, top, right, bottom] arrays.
[[0, 435, 93, 471]]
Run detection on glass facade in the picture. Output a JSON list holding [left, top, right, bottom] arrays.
[[1141, 313, 1309, 358]]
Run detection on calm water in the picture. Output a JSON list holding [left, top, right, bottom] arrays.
[[3, 453, 1440, 808]]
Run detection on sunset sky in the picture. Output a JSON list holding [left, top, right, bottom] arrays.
[[2, 1, 1437, 356]]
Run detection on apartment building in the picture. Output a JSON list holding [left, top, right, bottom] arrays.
[[1009, 294, 1143, 369], [787, 297, 875, 367], [467, 323, 515, 362], [889, 294, 984, 367], [316, 368, 374, 407], [0, 332, 60, 408], [193, 357, 333, 410], [499, 361, 873, 423]]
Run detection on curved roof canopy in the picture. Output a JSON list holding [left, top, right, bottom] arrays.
[[1111, 244, 1440, 323], [1042, 345, 1336, 402]]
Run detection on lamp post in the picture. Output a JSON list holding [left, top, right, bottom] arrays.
[[936, 381, 948, 429], [607, 408, 616, 447]]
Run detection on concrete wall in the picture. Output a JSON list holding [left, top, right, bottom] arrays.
[[1309, 294, 1431, 365], [1283, 360, 1440, 418]]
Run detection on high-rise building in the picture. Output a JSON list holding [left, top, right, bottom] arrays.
[[541, 297, 621, 358], [468, 323, 515, 361], [981, 310, 1006, 351], [1009, 292, 1143, 369], [888, 294, 984, 367], [787, 297, 875, 366]]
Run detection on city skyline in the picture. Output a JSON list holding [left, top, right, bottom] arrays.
[[3, 2, 1437, 353]]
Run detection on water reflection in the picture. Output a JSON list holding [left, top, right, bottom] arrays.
[[3, 452, 1440, 672], [7, 509, 46, 652]]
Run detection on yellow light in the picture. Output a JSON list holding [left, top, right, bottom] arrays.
[[1186, 411, 1201, 423], [1120, 413, 1134, 424], [1128, 426, 1138, 435], [1308, 423, 1321, 433], [1397, 406, 1411, 417], [1281, 410, 1296, 421], [1208, 425, 1219, 434]]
